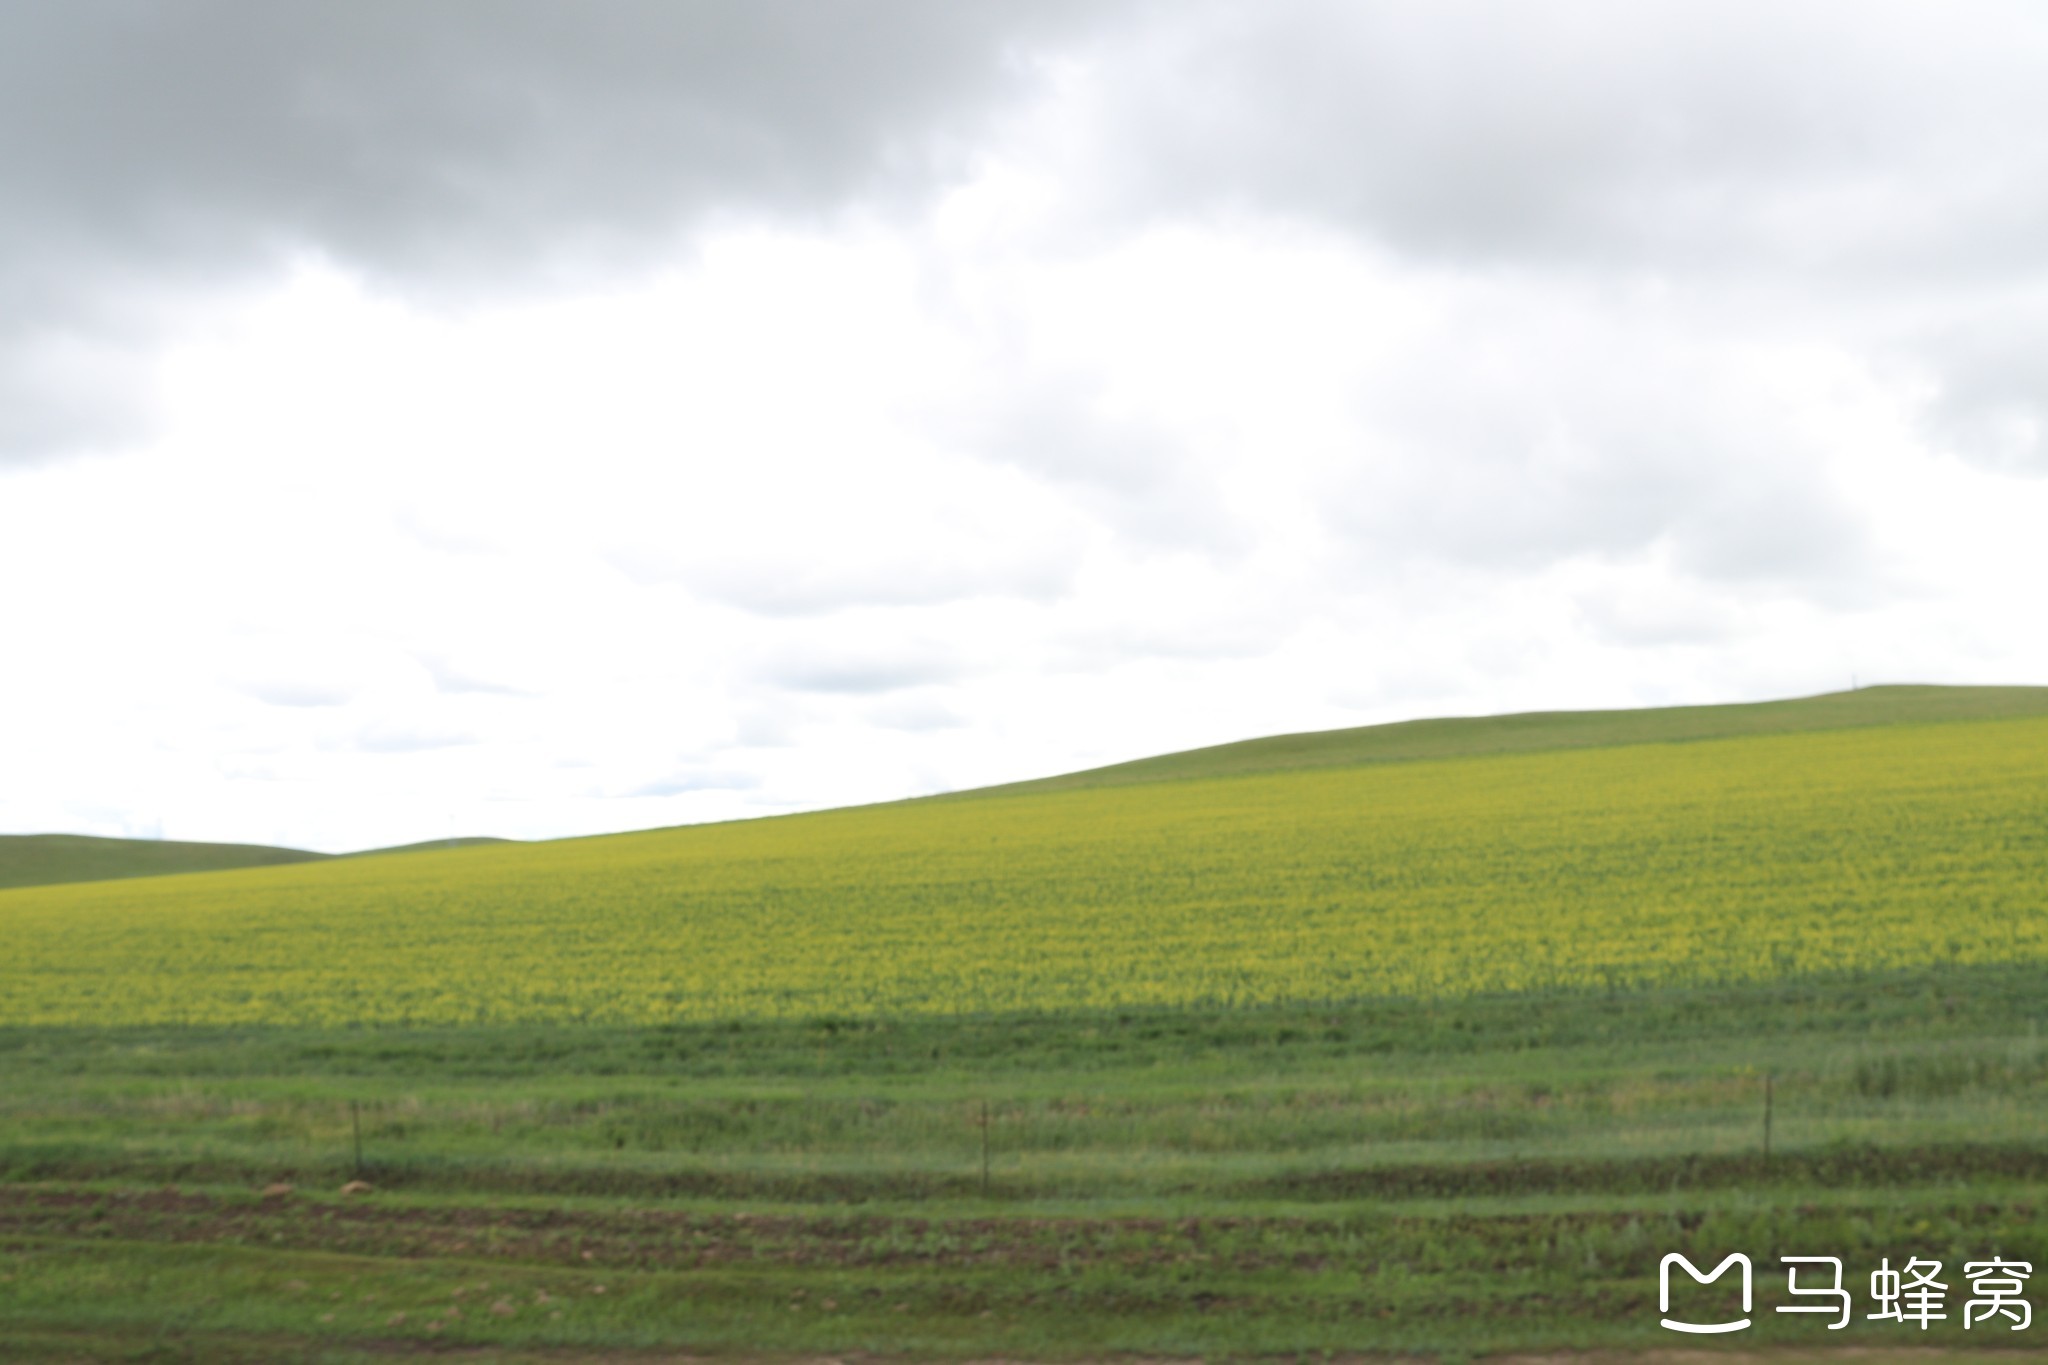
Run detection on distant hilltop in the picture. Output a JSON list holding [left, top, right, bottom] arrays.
[[0, 831, 515, 893], [7, 682, 2047, 895]]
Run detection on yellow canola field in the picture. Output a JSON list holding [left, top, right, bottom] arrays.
[[3, 717, 2046, 1026]]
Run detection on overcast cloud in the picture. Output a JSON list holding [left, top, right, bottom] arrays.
[[3, 1, 2046, 851]]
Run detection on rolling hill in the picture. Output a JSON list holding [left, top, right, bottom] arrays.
[[9, 685, 2036, 895], [2, 684, 2044, 1027], [0, 833, 324, 892], [0, 833, 516, 893], [944, 682, 2048, 796], [7, 684, 2048, 1359]]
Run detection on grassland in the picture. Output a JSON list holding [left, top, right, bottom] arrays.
[[4, 700, 2047, 1026], [3, 685, 2046, 1360], [0, 833, 322, 892], [0, 833, 516, 894], [4, 969, 2045, 1360], [955, 681, 2048, 795]]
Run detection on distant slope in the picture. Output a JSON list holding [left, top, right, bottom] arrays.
[[10, 688, 2032, 893], [5, 709, 2047, 1026], [0, 833, 324, 892], [339, 836, 517, 859], [951, 684, 2048, 798], [0, 833, 518, 892]]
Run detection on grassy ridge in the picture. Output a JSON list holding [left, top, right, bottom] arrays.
[[0, 833, 519, 894], [7, 685, 2036, 897], [0, 832, 322, 891], [949, 683, 2048, 796], [4, 713, 2047, 1025]]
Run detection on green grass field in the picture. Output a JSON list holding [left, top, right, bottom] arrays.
[[5, 687, 2048, 1026], [3, 685, 2045, 1361], [0, 833, 323, 892], [957, 682, 2048, 795], [0, 832, 515, 893], [5, 972, 2045, 1361]]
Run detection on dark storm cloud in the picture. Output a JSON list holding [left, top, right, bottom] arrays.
[[0, 0, 1116, 462]]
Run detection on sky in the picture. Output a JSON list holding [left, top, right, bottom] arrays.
[[5, 1, 2048, 853]]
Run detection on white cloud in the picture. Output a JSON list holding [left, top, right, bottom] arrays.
[[6, 3, 2048, 850]]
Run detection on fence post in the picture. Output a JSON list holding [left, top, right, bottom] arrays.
[[980, 1099, 990, 1196], [1762, 1072, 1773, 1169], [351, 1099, 364, 1178]]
